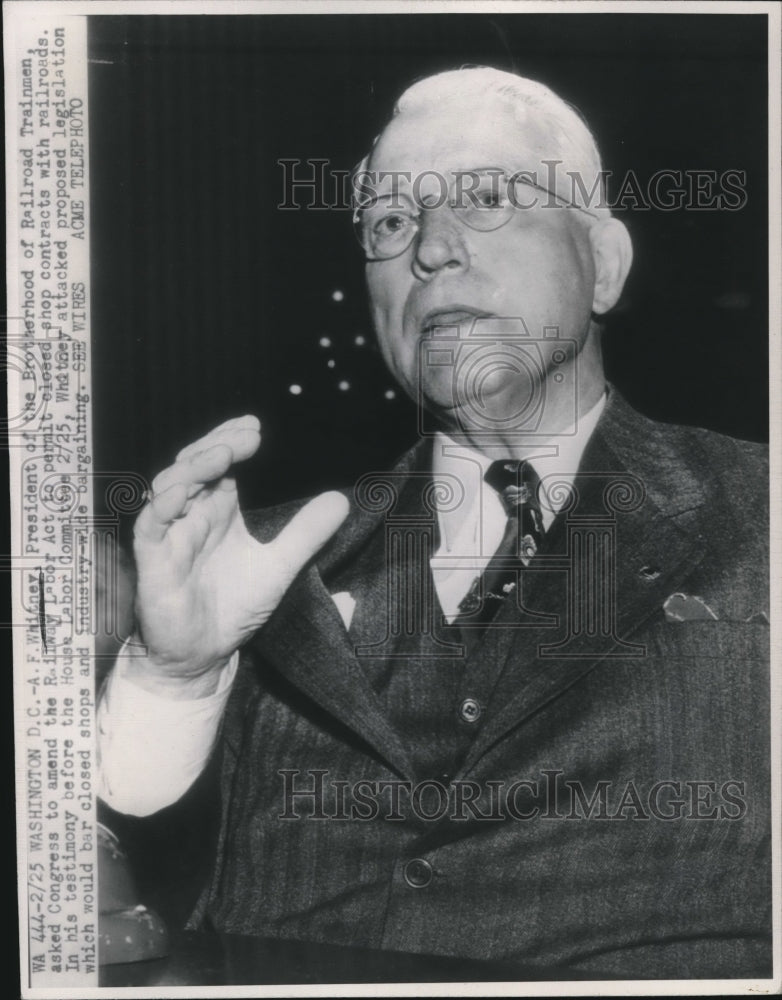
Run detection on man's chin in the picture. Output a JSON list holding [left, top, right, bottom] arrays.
[[421, 397, 509, 442], [421, 393, 552, 450], [421, 382, 530, 425]]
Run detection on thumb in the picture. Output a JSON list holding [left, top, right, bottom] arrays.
[[268, 491, 350, 586]]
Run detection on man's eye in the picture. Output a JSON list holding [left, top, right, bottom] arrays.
[[473, 184, 506, 209], [374, 213, 414, 237]]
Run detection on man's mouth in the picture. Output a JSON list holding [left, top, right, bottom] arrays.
[[419, 307, 493, 335]]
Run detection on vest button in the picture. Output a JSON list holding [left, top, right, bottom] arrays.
[[459, 697, 482, 723], [404, 858, 433, 888]]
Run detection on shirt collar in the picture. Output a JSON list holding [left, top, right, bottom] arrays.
[[432, 391, 607, 550]]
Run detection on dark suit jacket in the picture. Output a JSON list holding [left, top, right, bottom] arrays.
[[189, 387, 771, 979]]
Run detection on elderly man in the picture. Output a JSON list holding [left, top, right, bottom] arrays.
[[98, 67, 770, 978]]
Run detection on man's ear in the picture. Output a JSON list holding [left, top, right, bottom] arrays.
[[589, 217, 633, 315]]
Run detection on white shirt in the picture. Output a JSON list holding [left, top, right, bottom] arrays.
[[97, 394, 605, 815], [431, 394, 605, 620]]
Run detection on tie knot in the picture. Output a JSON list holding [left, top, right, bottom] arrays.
[[484, 460, 541, 517]]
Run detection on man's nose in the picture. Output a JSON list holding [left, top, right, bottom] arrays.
[[411, 208, 469, 280]]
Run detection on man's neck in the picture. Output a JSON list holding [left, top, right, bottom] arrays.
[[434, 378, 607, 460]]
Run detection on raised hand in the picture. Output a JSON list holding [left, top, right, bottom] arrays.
[[130, 415, 349, 696]]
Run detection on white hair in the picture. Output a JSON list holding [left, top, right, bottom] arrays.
[[359, 66, 610, 219]]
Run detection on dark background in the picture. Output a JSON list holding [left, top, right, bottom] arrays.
[[87, 12, 769, 929], [88, 12, 768, 535]]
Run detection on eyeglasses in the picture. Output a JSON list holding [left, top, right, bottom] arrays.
[[352, 167, 600, 262]]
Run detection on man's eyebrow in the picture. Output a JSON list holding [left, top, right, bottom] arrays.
[[361, 190, 417, 209]]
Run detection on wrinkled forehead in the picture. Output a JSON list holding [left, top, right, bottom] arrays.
[[367, 94, 558, 185]]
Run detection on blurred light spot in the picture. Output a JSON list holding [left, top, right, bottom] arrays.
[[354, 335, 366, 346], [384, 389, 396, 400], [327, 359, 336, 369], [319, 336, 332, 348], [289, 384, 302, 396], [338, 380, 350, 391], [331, 290, 344, 303]]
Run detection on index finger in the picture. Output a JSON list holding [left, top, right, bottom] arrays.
[[175, 415, 261, 463], [151, 442, 236, 499]]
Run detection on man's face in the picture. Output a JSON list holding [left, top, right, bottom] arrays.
[[364, 94, 600, 434]]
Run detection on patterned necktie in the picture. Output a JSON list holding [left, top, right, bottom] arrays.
[[453, 460, 544, 629]]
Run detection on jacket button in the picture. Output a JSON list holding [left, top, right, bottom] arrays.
[[404, 858, 433, 888], [459, 698, 481, 723]]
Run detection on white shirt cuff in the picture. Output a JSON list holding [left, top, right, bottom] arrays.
[[97, 647, 239, 816]]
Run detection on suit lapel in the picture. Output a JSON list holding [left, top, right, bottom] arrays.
[[458, 388, 710, 777], [248, 440, 433, 781]]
